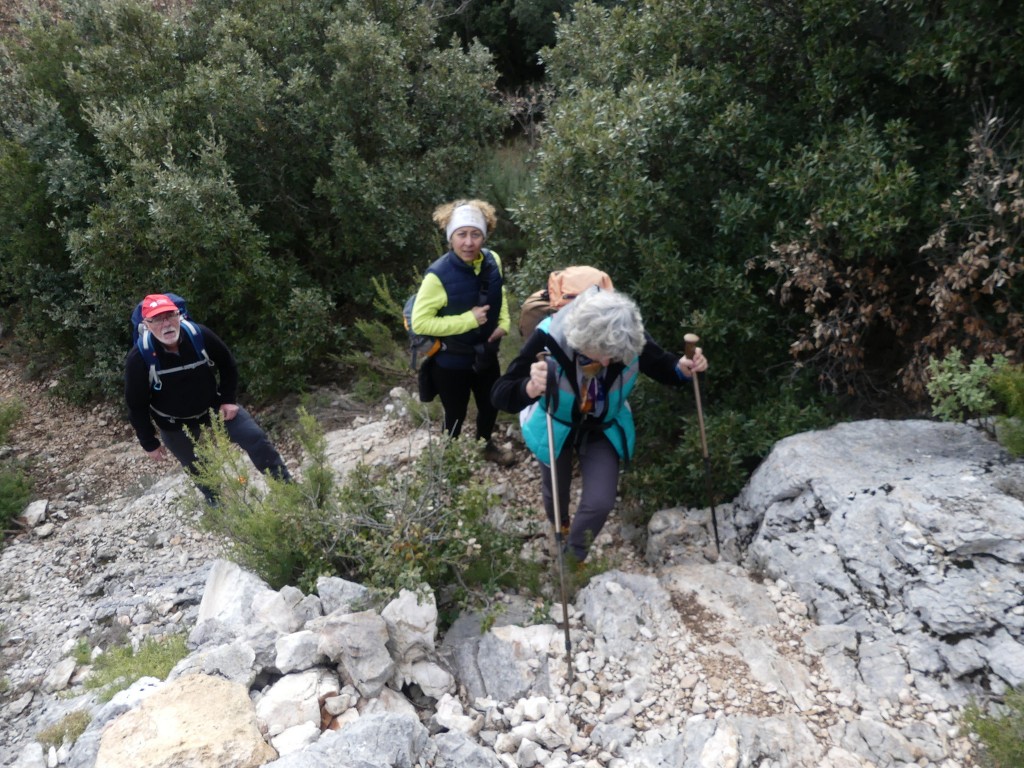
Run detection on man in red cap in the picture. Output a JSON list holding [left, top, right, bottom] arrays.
[[124, 294, 291, 504]]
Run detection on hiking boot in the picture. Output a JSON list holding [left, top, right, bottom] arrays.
[[483, 440, 517, 467], [558, 547, 586, 574], [548, 524, 573, 548]]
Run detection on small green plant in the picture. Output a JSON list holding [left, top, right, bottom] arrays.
[[84, 634, 188, 703], [0, 399, 32, 541], [338, 276, 420, 405], [36, 710, 92, 751], [0, 461, 33, 538], [963, 689, 1024, 768], [926, 349, 1009, 425], [990, 364, 1024, 456], [0, 398, 23, 444], [71, 638, 92, 666]]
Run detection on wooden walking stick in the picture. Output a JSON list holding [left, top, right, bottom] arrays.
[[684, 333, 720, 554], [540, 352, 575, 686]]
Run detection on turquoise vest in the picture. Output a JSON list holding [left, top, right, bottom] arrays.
[[521, 313, 640, 465]]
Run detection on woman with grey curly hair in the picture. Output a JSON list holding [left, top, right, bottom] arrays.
[[491, 286, 707, 562]]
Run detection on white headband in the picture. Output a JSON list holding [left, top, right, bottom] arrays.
[[445, 205, 487, 242]]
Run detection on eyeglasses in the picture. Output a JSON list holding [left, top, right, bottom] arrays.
[[578, 353, 616, 366], [144, 312, 181, 326]]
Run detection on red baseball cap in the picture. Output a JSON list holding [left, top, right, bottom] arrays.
[[140, 294, 179, 319]]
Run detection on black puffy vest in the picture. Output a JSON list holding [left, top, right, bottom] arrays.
[[426, 249, 503, 367]]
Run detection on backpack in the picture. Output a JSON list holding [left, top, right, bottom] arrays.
[[130, 293, 212, 391], [518, 266, 615, 338], [403, 293, 441, 370]]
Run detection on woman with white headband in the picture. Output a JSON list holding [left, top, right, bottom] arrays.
[[410, 199, 513, 465]]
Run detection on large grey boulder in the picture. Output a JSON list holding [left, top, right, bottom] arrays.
[[730, 419, 1024, 703]]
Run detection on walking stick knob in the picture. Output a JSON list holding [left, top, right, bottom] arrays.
[[683, 333, 700, 358]]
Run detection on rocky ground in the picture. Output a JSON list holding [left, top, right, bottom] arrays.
[[0, 357, 984, 767]]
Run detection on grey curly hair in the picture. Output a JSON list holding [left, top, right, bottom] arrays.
[[564, 288, 645, 362]]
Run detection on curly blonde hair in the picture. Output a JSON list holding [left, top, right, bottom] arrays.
[[432, 199, 498, 235]]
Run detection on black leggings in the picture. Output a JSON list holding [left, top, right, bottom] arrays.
[[430, 361, 500, 441]]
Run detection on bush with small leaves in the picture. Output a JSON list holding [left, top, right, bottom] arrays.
[[962, 689, 1024, 768], [191, 408, 538, 610], [926, 350, 1008, 428]]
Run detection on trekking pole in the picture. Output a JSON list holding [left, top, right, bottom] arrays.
[[539, 352, 575, 686], [684, 334, 720, 555]]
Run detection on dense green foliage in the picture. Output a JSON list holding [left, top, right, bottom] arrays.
[[435, 0, 570, 87], [508, 0, 1024, 512], [0, 0, 503, 401], [522, 0, 1024, 395], [192, 408, 539, 606]]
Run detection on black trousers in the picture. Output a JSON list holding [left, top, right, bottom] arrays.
[[430, 361, 500, 441], [161, 406, 290, 503]]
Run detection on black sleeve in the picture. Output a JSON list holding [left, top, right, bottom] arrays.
[[491, 330, 550, 413], [198, 325, 239, 404], [124, 348, 159, 451], [638, 333, 690, 387]]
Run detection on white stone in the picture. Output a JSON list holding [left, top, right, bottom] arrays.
[[271, 721, 320, 756], [22, 499, 48, 526]]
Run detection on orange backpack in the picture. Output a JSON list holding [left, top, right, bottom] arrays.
[[518, 266, 614, 338]]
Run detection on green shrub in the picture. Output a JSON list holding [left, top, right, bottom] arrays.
[[36, 710, 92, 751], [926, 350, 1009, 425], [990, 364, 1024, 456], [84, 634, 189, 703], [0, 399, 23, 445], [340, 276, 422, 405], [0, 462, 33, 538], [191, 408, 537, 609], [963, 689, 1024, 768]]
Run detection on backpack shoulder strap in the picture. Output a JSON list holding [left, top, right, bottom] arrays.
[[180, 319, 210, 363], [136, 329, 163, 390], [138, 320, 213, 391]]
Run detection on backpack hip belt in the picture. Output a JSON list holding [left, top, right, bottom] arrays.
[[149, 404, 211, 424]]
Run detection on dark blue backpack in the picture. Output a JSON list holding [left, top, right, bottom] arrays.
[[130, 293, 211, 390]]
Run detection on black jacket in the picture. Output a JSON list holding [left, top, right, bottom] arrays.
[[124, 323, 237, 451]]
